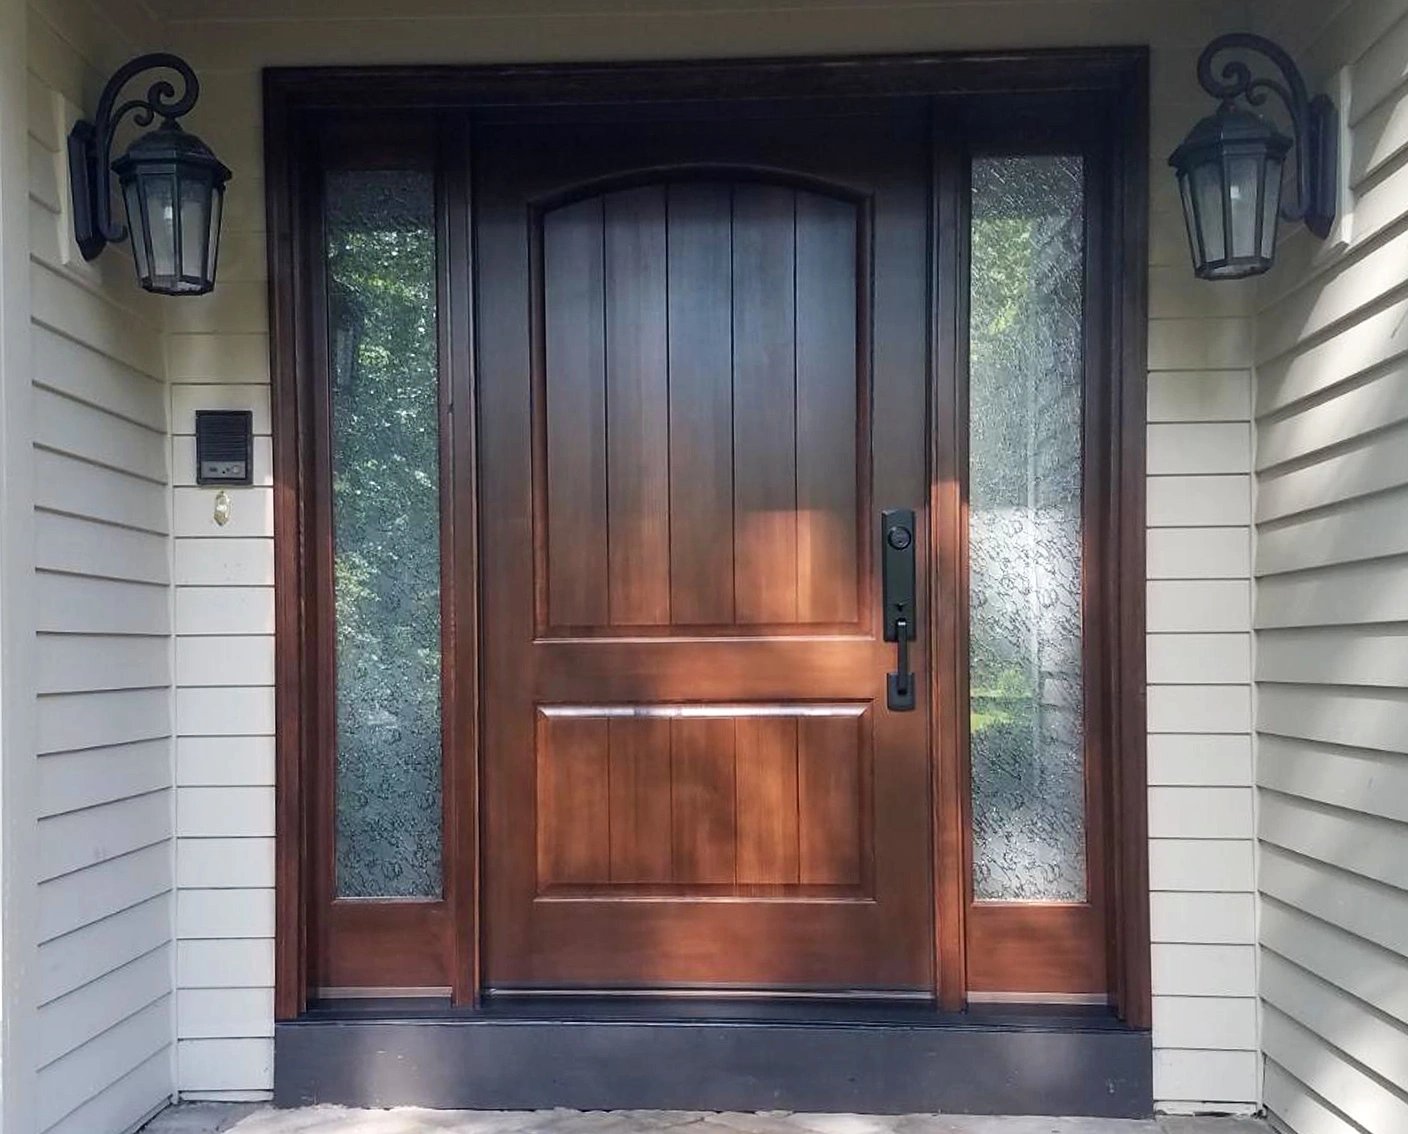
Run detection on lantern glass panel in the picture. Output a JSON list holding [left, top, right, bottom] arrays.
[[145, 173, 178, 284], [1178, 173, 1200, 266], [205, 185, 223, 281], [1261, 155, 1284, 260], [1226, 154, 1262, 260], [179, 174, 210, 286], [1192, 159, 1226, 264], [122, 179, 149, 282]]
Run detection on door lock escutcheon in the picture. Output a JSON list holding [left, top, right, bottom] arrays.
[[881, 508, 917, 712]]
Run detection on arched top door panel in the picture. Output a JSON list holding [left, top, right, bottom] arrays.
[[532, 176, 871, 635], [531, 164, 870, 214]]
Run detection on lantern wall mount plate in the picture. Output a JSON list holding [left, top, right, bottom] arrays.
[[1170, 32, 1338, 280], [67, 53, 231, 296]]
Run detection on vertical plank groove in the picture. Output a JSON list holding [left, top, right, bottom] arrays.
[[735, 716, 801, 884], [671, 717, 737, 884], [607, 717, 673, 882], [538, 716, 610, 885], [667, 184, 735, 625], [798, 713, 863, 886], [796, 191, 860, 623], [544, 198, 609, 627], [605, 187, 671, 625], [732, 184, 799, 624]]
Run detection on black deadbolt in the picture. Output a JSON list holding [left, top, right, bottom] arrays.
[[887, 525, 912, 551]]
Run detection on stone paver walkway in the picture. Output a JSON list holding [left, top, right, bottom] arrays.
[[142, 1104, 1269, 1134]]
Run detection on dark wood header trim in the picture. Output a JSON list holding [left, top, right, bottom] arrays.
[[266, 49, 1147, 112]]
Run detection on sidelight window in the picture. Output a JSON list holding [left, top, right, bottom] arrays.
[[968, 154, 1088, 904], [325, 168, 444, 900]]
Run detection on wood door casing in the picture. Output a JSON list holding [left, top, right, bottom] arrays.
[[477, 106, 933, 991], [269, 60, 1151, 1023]]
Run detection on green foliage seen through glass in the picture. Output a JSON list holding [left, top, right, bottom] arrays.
[[327, 170, 443, 899]]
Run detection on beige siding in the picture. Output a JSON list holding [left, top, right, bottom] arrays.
[[154, 0, 1260, 1109], [1253, 2, 1408, 1133], [167, 124, 275, 1105], [24, 0, 177, 1132], [1146, 160, 1257, 1112]]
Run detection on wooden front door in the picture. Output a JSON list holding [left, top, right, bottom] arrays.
[[476, 103, 934, 992]]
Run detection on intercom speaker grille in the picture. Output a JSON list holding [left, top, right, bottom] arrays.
[[195, 409, 254, 486]]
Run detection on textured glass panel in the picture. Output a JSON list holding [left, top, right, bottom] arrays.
[[326, 169, 443, 899], [968, 155, 1086, 902]]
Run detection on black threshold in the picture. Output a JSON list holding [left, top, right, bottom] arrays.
[[275, 995, 1152, 1116]]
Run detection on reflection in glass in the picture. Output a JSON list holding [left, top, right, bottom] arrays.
[[125, 180, 150, 280], [1192, 161, 1226, 263], [968, 155, 1087, 902], [180, 178, 209, 278], [147, 175, 176, 279], [326, 169, 443, 899]]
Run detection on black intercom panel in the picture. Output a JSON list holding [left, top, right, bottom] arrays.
[[195, 409, 254, 486]]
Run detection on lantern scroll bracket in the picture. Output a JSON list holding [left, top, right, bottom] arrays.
[[67, 53, 202, 260], [1195, 32, 1337, 239]]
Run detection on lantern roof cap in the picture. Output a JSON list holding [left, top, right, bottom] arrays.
[[113, 120, 232, 185], [1169, 102, 1292, 170]]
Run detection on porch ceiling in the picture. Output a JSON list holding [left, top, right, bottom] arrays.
[[142, 0, 1218, 22]]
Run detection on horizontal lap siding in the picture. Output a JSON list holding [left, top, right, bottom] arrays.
[[26, 1, 176, 1132], [1148, 87, 1258, 1104], [1253, 3, 1408, 1132], [166, 66, 275, 1097], [1147, 52, 1258, 1092], [158, 0, 1261, 1108]]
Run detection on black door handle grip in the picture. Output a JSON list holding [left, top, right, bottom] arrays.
[[888, 617, 915, 711], [881, 509, 917, 712]]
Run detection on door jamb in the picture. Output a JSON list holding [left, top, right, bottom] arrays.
[[265, 48, 1149, 1026]]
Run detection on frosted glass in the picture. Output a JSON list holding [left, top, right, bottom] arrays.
[[326, 169, 443, 899], [968, 155, 1087, 903]]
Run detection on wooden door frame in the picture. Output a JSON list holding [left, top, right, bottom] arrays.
[[265, 48, 1150, 1026]]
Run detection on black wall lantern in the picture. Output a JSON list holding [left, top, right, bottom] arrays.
[[1170, 33, 1338, 280], [68, 53, 231, 296]]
